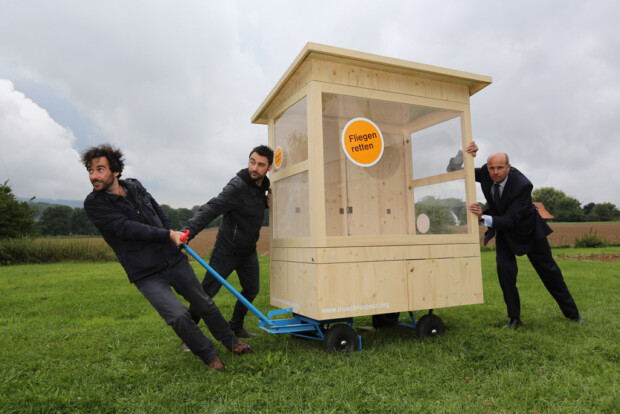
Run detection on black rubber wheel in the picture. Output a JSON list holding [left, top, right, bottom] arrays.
[[324, 324, 359, 353], [415, 314, 445, 339], [371, 312, 400, 328]]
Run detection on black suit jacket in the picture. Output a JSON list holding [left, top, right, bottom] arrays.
[[475, 165, 552, 256]]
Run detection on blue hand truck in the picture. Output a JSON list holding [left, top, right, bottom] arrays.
[[182, 236, 445, 353]]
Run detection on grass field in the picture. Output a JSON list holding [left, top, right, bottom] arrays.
[[1, 248, 618, 413]]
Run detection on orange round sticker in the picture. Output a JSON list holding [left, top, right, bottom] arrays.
[[274, 146, 283, 169], [341, 118, 384, 167]]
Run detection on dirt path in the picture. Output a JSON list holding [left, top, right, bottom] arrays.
[[558, 253, 620, 262]]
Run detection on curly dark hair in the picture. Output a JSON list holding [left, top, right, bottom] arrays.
[[250, 145, 274, 166], [81, 144, 125, 178]]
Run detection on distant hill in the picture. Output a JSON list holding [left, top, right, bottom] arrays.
[[18, 197, 83, 208], [18, 198, 83, 218]]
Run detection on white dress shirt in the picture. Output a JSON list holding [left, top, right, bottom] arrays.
[[481, 176, 508, 227]]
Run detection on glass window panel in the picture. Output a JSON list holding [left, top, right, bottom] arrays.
[[273, 171, 310, 239], [273, 97, 308, 170], [414, 180, 468, 235], [322, 93, 408, 237], [322, 93, 470, 238], [323, 116, 347, 237], [410, 114, 463, 179]]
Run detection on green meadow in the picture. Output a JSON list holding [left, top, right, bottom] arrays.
[[1, 248, 618, 413]]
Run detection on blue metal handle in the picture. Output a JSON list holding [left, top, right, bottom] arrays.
[[182, 244, 273, 326]]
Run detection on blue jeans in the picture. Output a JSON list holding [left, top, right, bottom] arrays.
[[190, 246, 260, 331], [134, 259, 237, 363]]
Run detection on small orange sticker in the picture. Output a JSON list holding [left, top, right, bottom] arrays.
[[273, 146, 283, 169], [341, 118, 384, 167]]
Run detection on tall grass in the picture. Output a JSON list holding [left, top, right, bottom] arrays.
[[1, 248, 618, 413], [0, 238, 115, 265]]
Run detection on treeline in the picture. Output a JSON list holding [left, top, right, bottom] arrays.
[[532, 187, 620, 222], [31, 204, 225, 236], [412, 187, 620, 235], [1, 181, 228, 238], [1, 180, 616, 240]]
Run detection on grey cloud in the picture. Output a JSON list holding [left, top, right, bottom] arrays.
[[0, 0, 618, 207]]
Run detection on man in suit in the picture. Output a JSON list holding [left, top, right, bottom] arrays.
[[466, 142, 583, 328]]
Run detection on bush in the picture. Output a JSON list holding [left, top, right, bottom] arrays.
[[0, 181, 37, 238], [0, 238, 116, 265], [574, 228, 608, 248]]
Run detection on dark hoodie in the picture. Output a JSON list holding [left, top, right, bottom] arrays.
[[185, 169, 269, 255]]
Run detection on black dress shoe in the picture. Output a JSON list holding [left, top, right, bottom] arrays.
[[234, 327, 257, 338], [502, 318, 522, 329], [571, 316, 585, 324]]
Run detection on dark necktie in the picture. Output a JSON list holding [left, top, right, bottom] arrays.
[[493, 183, 501, 209]]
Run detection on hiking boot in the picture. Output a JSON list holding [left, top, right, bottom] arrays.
[[205, 356, 225, 371], [231, 341, 252, 355], [233, 327, 257, 338]]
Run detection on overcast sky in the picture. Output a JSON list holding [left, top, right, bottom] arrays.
[[1, 0, 618, 209]]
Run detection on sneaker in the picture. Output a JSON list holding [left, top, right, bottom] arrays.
[[231, 341, 252, 355], [181, 342, 191, 352], [234, 327, 257, 338], [205, 356, 225, 371]]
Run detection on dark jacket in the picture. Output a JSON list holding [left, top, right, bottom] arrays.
[[84, 178, 186, 283], [185, 169, 269, 255], [476, 165, 552, 256]]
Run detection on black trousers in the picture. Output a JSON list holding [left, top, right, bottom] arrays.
[[190, 245, 260, 331], [135, 259, 237, 363], [495, 234, 580, 320]]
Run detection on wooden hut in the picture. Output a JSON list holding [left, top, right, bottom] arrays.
[[252, 43, 491, 321]]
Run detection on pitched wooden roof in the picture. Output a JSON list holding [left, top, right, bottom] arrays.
[[252, 42, 492, 124], [533, 202, 554, 219]]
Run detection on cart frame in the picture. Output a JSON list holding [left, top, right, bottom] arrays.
[[183, 243, 443, 353]]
